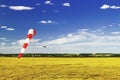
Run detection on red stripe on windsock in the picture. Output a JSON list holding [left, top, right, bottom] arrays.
[[18, 53, 23, 59], [23, 43, 28, 49], [27, 34, 33, 39]]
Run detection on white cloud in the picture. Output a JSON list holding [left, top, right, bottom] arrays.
[[118, 24, 120, 26], [45, 1, 54, 5], [31, 39, 40, 43], [0, 46, 20, 53], [41, 29, 94, 45], [0, 5, 7, 7], [11, 42, 16, 46], [1, 42, 6, 47], [9, 6, 34, 10], [111, 32, 120, 35], [17, 39, 25, 45], [40, 20, 55, 24], [0, 26, 7, 29], [0, 5, 34, 10], [67, 33, 73, 37], [41, 29, 120, 46], [48, 20, 54, 23], [17, 39, 40, 45], [40, 20, 47, 24], [0, 38, 6, 40], [102, 26, 106, 29], [6, 28, 15, 31], [2, 28, 120, 53], [0, 26, 15, 31], [100, 4, 110, 9], [100, 4, 120, 9], [63, 3, 71, 7], [110, 5, 120, 9], [109, 25, 113, 27], [36, 3, 41, 6]]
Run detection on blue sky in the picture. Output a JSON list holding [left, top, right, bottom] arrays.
[[1, 0, 120, 53]]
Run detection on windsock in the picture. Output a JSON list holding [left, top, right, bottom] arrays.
[[18, 29, 36, 59]]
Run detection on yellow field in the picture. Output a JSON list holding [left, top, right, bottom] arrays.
[[0, 57, 120, 80]]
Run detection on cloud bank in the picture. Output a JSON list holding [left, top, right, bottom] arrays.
[[1, 27, 120, 53]]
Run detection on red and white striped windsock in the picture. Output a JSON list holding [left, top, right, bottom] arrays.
[[18, 29, 36, 59]]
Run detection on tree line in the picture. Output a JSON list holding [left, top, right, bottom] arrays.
[[0, 53, 120, 57]]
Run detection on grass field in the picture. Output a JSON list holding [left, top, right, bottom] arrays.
[[0, 57, 120, 80]]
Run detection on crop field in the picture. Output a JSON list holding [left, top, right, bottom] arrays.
[[0, 57, 120, 80]]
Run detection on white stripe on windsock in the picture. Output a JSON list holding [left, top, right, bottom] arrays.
[[20, 48, 26, 53], [24, 38, 30, 44]]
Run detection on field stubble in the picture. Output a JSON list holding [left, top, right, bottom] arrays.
[[0, 57, 120, 80]]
